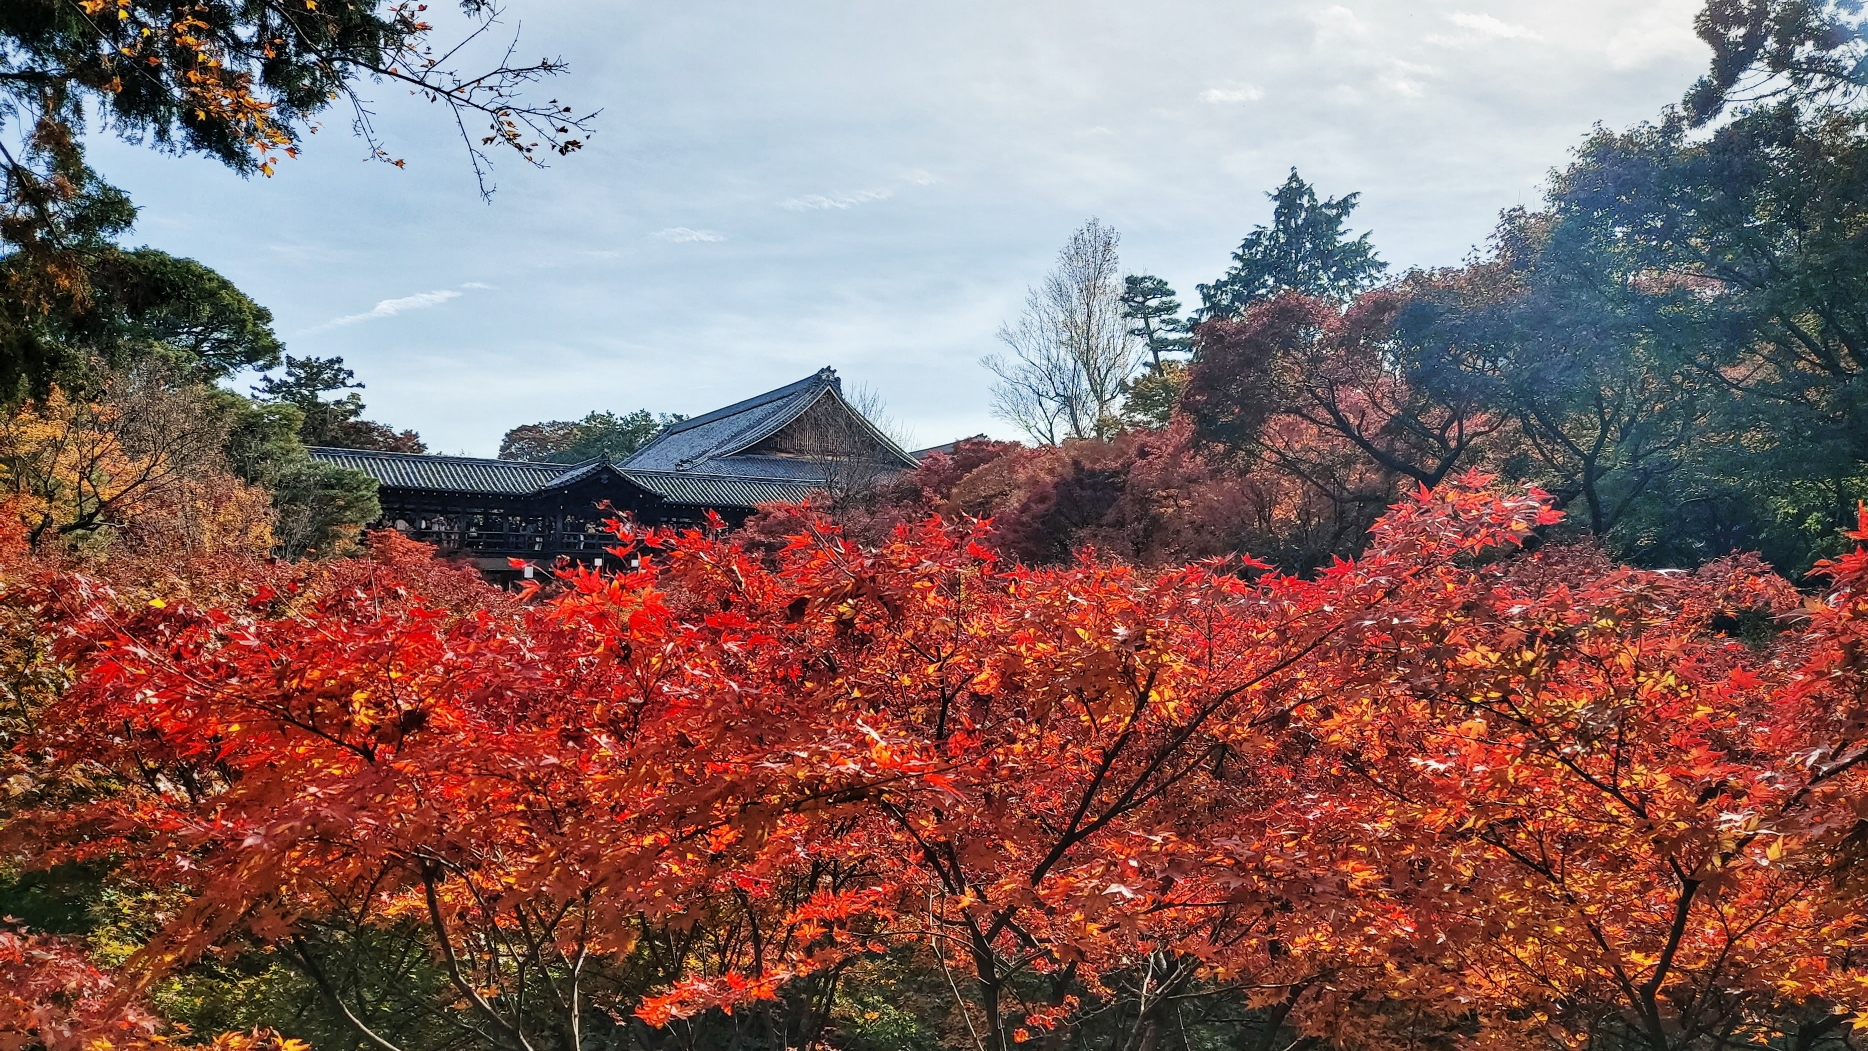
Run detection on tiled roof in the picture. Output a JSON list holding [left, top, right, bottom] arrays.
[[623, 369, 834, 473], [310, 369, 915, 514], [308, 449, 821, 511], [623, 367, 918, 475], [910, 435, 991, 461], [622, 471, 818, 508], [685, 454, 846, 482], [541, 460, 613, 489], [307, 448, 571, 495]]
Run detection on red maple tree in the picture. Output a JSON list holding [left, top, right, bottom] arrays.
[[6, 484, 1868, 1051]]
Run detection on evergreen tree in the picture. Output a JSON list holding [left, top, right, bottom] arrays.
[[253, 355, 424, 453], [217, 394, 380, 559], [1119, 275, 1193, 368], [1684, 0, 1868, 123], [1196, 169, 1387, 320], [0, 139, 282, 398]]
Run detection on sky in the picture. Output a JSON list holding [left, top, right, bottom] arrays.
[[90, 0, 1711, 455]]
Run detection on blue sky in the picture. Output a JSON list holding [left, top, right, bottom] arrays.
[[92, 0, 1709, 455]]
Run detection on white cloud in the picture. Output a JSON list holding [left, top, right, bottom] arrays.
[[899, 169, 939, 185], [1325, 82, 1364, 104], [1202, 84, 1264, 103], [312, 289, 462, 331], [1601, 1, 1702, 68], [652, 227, 727, 242], [460, 281, 495, 289], [1448, 12, 1536, 40], [779, 188, 894, 210], [1379, 59, 1438, 97], [190, 0, 1720, 455], [1312, 5, 1368, 38]]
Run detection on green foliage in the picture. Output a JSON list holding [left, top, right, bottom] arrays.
[[102, 249, 284, 380], [1119, 274, 1193, 367], [1406, 99, 1868, 571], [498, 409, 685, 463], [267, 458, 381, 560], [1398, 207, 1710, 544], [1121, 360, 1189, 430], [153, 931, 462, 1051], [827, 962, 949, 1051], [217, 391, 380, 559], [253, 355, 425, 453], [0, 145, 131, 396], [150, 957, 321, 1048], [0, 863, 109, 937], [1684, 0, 1868, 122], [0, 139, 279, 397], [831, 994, 943, 1051], [1195, 168, 1387, 320]]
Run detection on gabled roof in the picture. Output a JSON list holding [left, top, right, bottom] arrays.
[[309, 368, 915, 514], [308, 447, 823, 510], [623, 367, 918, 475]]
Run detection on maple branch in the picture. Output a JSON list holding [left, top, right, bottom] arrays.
[[1637, 877, 1702, 1051], [1485, 678, 1653, 822], [1026, 670, 1154, 886], [1026, 596, 1375, 890], [289, 936, 412, 1051], [249, 0, 596, 198], [1246, 980, 1313, 1051], [928, 891, 990, 1051], [965, 911, 1013, 1051], [880, 799, 963, 893], [419, 861, 537, 1051], [1794, 1009, 1850, 1051]]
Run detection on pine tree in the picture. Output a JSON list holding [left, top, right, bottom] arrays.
[[1119, 275, 1193, 368], [1197, 169, 1386, 320], [253, 356, 424, 453]]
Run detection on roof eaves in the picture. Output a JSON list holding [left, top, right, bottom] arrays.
[[306, 447, 569, 470]]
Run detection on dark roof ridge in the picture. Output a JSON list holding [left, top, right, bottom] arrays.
[[542, 459, 627, 489], [697, 382, 917, 470], [304, 446, 591, 471], [621, 368, 846, 474], [655, 367, 838, 438]]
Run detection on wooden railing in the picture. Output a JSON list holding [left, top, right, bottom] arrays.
[[397, 528, 617, 555]]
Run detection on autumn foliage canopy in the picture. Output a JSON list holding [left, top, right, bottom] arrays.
[[6, 477, 1868, 1051]]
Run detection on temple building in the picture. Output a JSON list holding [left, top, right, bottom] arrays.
[[309, 367, 917, 577]]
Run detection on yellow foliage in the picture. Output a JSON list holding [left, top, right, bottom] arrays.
[[0, 387, 147, 547], [121, 471, 276, 559], [0, 382, 273, 557]]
